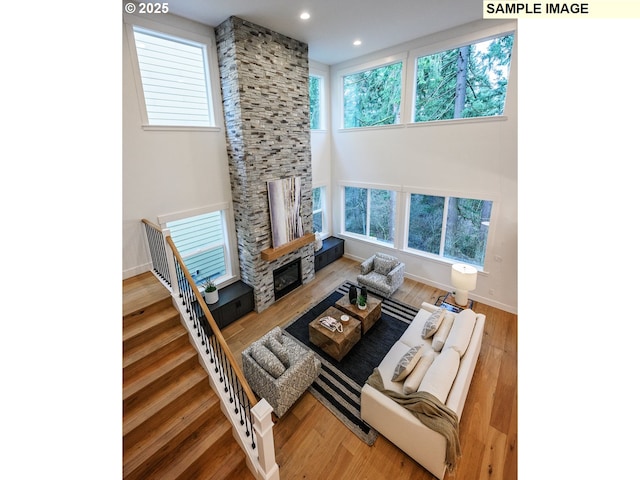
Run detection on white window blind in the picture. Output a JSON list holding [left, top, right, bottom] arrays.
[[167, 211, 227, 284], [132, 27, 214, 126]]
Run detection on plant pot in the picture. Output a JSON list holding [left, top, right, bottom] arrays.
[[205, 289, 219, 304], [357, 303, 366, 310]]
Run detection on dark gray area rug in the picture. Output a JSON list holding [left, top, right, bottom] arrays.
[[283, 281, 418, 445]]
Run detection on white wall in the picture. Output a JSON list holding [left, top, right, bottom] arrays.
[[310, 61, 333, 236], [329, 20, 518, 313], [122, 13, 234, 279]]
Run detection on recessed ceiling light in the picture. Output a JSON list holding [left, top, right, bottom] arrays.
[[300, 12, 310, 20], [353, 39, 362, 46]]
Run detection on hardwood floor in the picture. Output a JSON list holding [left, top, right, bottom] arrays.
[[222, 256, 518, 480]]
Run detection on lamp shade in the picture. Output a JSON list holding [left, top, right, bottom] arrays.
[[451, 263, 477, 291]]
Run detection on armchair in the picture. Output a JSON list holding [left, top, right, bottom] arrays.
[[242, 327, 321, 417], [357, 252, 405, 298]]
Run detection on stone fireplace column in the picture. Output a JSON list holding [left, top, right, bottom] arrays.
[[215, 16, 315, 313]]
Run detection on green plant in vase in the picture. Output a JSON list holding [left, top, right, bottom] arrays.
[[203, 277, 219, 304], [357, 294, 367, 310]]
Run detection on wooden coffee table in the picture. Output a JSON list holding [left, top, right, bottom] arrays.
[[334, 294, 382, 334], [308, 306, 361, 361]]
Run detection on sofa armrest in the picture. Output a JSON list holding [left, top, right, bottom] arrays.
[[275, 350, 320, 388], [360, 255, 375, 274], [387, 262, 405, 286]]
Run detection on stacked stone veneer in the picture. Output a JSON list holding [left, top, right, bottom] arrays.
[[215, 16, 314, 313]]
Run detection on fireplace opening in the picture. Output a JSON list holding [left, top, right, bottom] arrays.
[[273, 258, 302, 300]]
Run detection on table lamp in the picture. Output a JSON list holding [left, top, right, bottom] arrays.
[[451, 263, 477, 306]]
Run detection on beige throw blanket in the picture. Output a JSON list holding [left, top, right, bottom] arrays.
[[366, 368, 461, 472]]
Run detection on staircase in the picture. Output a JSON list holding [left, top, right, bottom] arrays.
[[123, 272, 255, 480]]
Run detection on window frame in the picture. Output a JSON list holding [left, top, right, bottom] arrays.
[[158, 203, 238, 288], [340, 182, 400, 247], [124, 14, 223, 131], [403, 188, 498, 270], [312, 185, 328, 236], [310, 62, 330, 131], [410, 32, 515, 124], [309, 73, 326, 131], [406, 24, 516, 127], [337, 53, 407, 130]]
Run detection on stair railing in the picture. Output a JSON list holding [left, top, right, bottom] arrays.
[[141, 219, 279, 480]]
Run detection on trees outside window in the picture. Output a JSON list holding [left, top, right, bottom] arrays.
[[309, 75, 321, 130], [407, 194, 445, 254], [408, 193, 492, 267], [344, 186, 396, 244], [444, 197, 492, 266], [312, 186, 326, 233], [343, 62, 403, 128], [414, 34, 514, 122]]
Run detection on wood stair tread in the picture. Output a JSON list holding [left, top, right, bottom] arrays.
[[146, 416, 238, 480], [123, 272, 172, 317], [123, 305, 180, 343], [183, 439, 248, 480], [123, 323, 187, 372], [123, 367, 210, 438], [123, 344, 197, 402], [123, 390, 219, 478]]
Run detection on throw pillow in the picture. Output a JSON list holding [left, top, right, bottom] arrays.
[[442, 309, 477, 357], [419, 348, 461, 404], [432, 313, 454, 352], [251, 343, 286, 378], [402, 350, 436, 395], [267, 336, 290, 368], [421, 308, 446, 339], [374, 254, 398, 276], [391, 345, 424, 382]]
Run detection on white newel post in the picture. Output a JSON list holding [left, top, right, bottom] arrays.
[[251, 399, 280, 480], [162, 228, 180, 296]]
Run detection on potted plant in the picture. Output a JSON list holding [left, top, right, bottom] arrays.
[[203, 277, 219, 304], [357, 294, 367, 310]]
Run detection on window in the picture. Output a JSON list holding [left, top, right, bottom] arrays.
[[167, 211, 228, 285], [343, 62, 403, 128], [414, 33, 514, 122], [132, 26, 215, 127], [407, 193, 492, 267], [344, 186, 396, 244], [309, 75, 321, 130], [312, 186, 326, 234]]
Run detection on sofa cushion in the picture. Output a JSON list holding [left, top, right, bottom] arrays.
[[402, 350, 436, 394], [442, 309, 477, 357], [251, 343, 286, 378], [267, 336, 290, 368], [419, 348, 461, 403], [391, 345, 424, 382], [432, 312, 454, 352], [374, 254, 398, 275], [421, 308, 446, 339]]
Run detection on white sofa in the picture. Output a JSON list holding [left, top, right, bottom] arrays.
[[361, 301, 485, 479]]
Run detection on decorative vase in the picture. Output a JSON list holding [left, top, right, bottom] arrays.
[[205, 289, 219, 304], [349, 286, 358, 304]]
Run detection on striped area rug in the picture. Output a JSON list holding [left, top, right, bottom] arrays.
[[283, 281, 418, 445]]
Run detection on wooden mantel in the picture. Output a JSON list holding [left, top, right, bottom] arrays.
[[260, 233, 315, 262]]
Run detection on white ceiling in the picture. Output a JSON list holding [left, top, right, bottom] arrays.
[[167, 0, 483, 65]]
